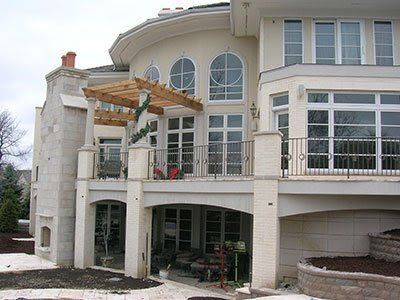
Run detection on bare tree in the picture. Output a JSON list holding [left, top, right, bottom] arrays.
[[0, 110, 30, 169]]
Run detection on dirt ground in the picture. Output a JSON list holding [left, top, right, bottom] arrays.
[[383, 228, 400, 236], [0, 268, 161, 290], [0, 231, 33, 254], [308, 256, 400, 277]]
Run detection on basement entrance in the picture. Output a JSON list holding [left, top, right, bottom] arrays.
[[94, 201, 126, 270]]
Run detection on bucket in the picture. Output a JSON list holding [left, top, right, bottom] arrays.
[[159, 269, 169, 279]]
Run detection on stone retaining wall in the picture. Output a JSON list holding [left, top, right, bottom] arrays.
[[297, 261, 400, 300], [369, 233, 400, 262]]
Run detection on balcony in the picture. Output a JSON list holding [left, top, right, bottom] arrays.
[[282, 137, 400, 178], [93, 152, 129, 179], [147, 140, 254, 180]]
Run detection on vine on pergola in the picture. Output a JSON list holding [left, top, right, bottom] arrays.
[[130, 95, 152, 144]]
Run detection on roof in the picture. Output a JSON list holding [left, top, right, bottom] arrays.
[[17, 170, 31, 183], [86, 65, 129, 73], [188, 2, 229, 10]]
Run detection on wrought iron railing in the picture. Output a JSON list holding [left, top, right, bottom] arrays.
[[282, 137, 400, 178], [148, 141, 254, 179], [93, 152, 128, 179]]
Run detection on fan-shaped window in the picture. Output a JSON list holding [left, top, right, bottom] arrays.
[[209, 52, 243, 101], [144, 65, 160, 81], [169, 58, 195, 95]]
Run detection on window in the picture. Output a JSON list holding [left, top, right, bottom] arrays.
[[164, 208, 192, 251], [99, 101, 123, 112], [144, 65, 160, 81], [307, 92, 400, 172], [99, 138, 122, 163], [169, 58, 195, 95], [41, 227, 51, 248], [209, 52, 243, 101], [340, 22, 362, 65], [374, 21, 394, 66], [315, 22, 336, 64], [208, 114, 243, 175], [272, 94, 289, 169], [284, 20, 303, 65], [205, 210, 241, 254], [167, 116, 195, 173], [148, 120, 158, 147], [314, 20, 363, 64]]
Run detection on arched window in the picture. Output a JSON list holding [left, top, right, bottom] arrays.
[[144, 65, 160, 81], [209, 52, 243, 101], [169, 58, 195, 95]]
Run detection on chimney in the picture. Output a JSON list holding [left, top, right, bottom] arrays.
[[61, 55, 67, 67], [65, 51, 76, 68]]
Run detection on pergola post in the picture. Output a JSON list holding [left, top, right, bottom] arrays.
[[84, 97, 96, 147]]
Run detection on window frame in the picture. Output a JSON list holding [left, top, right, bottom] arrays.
[[168, 56, 197, 96], [166, 116, 195, 149], [204, 208, 242, 254], [208, 51, 246, 103], [147, 119, 158, 148], [373, 20, 395, 66], [312, 19, 366, 65], [162, 207, 193, 252], [143, 64, 161, 82], [207, 114, 244, 144], [306, 91, 400, 172], [283, 18, 304, 66]]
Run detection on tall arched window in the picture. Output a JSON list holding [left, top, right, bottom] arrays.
[[144, 65, 160, 81], [169, 58, 195, 95], [209, 52, 243, 101]]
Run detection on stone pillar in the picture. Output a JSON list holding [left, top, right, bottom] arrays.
[[84, 97, 96, 147], [125, 140, 153, 278], [252, 131, 282, 288], [74, 98, 97, 268]]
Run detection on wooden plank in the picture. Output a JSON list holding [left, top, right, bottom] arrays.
[[147, 105, 164, 115], [83, 88, 139, 108], [99, 83, 138, 94], [88, 79, 136, 92], [94, 118, 127, 127], [95, 109, 135, 121], [134, 77, 203, 111]]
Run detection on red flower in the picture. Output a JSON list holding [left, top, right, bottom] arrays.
[[168, 167, 180, 181]]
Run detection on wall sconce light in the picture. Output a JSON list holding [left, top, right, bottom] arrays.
[[250, 102, 259, 119]]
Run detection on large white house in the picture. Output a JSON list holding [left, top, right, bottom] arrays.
[[30, 0, 400, 289]]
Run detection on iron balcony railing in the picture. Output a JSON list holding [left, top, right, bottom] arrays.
[[93, 152, 128, 179], [148, 141, 254, 180], [282, 137, 400, 178]]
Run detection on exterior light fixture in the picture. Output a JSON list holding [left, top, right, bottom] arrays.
[[250, 102, 259, 119]]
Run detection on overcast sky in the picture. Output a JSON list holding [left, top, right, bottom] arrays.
[[0, 0, 223, 169]]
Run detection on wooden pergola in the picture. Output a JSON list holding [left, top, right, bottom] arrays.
[[82, 77, 203, 127]]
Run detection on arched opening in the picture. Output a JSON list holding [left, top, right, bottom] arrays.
[[151, 204, 252, 287], [279, 209, 400, 282], [94, 200, 126, 270], [41, 226, 51, 248]]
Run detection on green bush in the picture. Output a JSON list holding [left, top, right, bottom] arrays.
[[0, 188, 20, 232]]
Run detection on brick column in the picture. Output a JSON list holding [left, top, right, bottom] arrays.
[[252, 131, 282, 288], [125, 140, 152, 278], [74, 98, 97, 268]]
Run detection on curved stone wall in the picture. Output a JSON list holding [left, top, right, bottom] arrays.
[[369, 233, 400, 262], [297, 261, 400, 300]]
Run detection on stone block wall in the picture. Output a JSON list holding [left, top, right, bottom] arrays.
[[298, 261, 400, 300], [280, 210, 400, 280], [369, 233, 400, 262]]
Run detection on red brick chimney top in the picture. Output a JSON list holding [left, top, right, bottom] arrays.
[[61, 51, 77, 68]]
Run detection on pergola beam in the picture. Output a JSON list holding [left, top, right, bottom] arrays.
[[95, 109, 135, 121], [94, 118, 128, 127]]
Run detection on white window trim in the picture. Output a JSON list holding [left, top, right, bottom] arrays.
[[270, 93, 289, 131], [166, 116, 195, 149], [372, 20, 395, 66], [283, 18, 304, 66], [207, 50, 246, 104], [143, 64, 161, 82], [312, 19, 366, 65], [168, 56, 197, 96], [306, 91, 400, 172], [147, 119, 158, 148], [207, 113, 244, 144]]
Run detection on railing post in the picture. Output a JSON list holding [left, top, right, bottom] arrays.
[[347, 138, 350, 179]]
